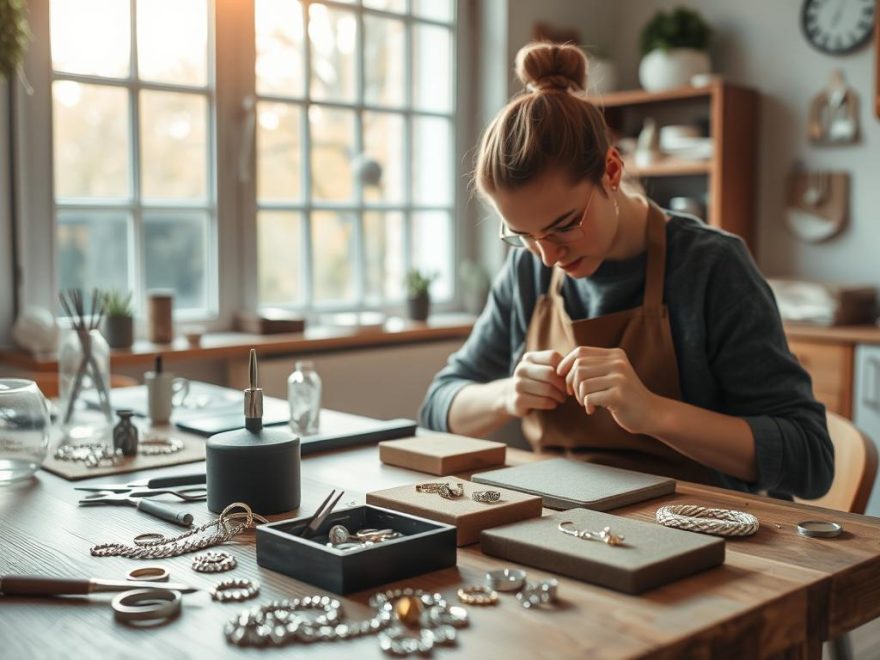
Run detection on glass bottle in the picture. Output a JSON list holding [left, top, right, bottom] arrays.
[[0, 379, 51, 482], [287, 360, 321, 436], [57, 328, 113, 444]]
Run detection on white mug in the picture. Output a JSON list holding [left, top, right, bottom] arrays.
[[144, 371, 190, 425]]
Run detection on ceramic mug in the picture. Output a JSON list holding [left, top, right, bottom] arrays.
[[144, 371, 190, 425]]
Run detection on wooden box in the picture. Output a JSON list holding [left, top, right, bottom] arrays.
[[366, 479, 542, 546], [378, 434, 506, 475]]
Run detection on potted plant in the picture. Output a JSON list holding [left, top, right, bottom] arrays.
[[404, 269, 438, 322], [102, 290, 134, 349], [0, 0, 30, 81], [638, 7, 712, 92]]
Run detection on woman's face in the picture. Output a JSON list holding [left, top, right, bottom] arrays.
[[489, 168, 619, 279]]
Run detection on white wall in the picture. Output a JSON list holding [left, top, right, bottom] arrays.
[[0, 82, 13, 345], [611, 0, 880, 289]]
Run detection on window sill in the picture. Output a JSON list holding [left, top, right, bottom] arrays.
[[0, 313, 476, 373]]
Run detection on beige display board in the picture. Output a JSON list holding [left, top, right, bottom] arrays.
[[379, 433, 506, 475]]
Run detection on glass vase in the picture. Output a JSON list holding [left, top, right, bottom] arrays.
[[57, 328, 113, 444]]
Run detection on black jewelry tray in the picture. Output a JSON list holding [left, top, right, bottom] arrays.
[[256, 505, 457, 594]]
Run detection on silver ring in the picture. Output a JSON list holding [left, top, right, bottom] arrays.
[[328, 524, 351, 545], [796, 520, 843, 538], [112, 588, 182, 622], [486, 568, 527, 592], [126, 566, 170, 582], [210, 578, 260, 602], [133, 533, 166, 547], [472, 490, 501, 504]]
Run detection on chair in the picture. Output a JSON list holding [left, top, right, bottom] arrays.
[[795, 411, 878, 660], [796, 411, 878, 515]]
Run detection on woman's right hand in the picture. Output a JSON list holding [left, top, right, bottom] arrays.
[[503, 350, 568, 417]]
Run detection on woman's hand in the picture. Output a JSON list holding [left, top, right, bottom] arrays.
[[503, 350, 568, 418], [556, 346, 661, 435]]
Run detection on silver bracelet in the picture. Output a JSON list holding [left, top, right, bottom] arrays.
[[211, 578, 259, 602], [192, 551, 237, 573], [112, 588, 181, 623], [656, 504, 759, 537]]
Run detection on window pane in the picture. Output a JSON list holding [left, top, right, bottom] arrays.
[[258, 211, 303, 305], [412, 116, 452, 205], [309, 4, 357, 102], [310, 106, 355, 202], [362, 112, 404, 203], [140, 91, 208, 200], [364, 0, 406, 12], [256, 0, 305, 97], [53, 82, 130, 199], [57, 211, 130, 295], [144, 212, 207, 310], [312, 212, 355, 303], [412, 211, 452, 299], [413, 24, 453, 112], [364, 211, 404, 302], [137, 0, 208, 86], [50, 0, 130, 78], [364, 16, 405, 107], [257, 102, 302, 202], [412, 0, 454, 22]]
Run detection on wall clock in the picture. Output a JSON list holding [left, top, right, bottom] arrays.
[[801, 0, 875, 54]]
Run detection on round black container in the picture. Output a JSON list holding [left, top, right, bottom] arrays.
[[206, 426, 301, 515]]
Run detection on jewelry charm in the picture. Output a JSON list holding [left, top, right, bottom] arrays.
[[328, 524, 351, 545], [656, 504, 759, 537], [211, 578, 259, 602], [558, 521, 625, 545], [516, 579, 559, 609], [485, 568, 527, 592], [456, 585, 498, 606], [192, 551, 237, 573], [438, 482, 464, 499], [471, 490, 501, 504]]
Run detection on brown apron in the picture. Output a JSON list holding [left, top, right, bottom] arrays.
[[521, 202, 716, 484]]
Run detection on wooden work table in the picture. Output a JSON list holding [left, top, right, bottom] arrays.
[[3, 433, 880, 658]]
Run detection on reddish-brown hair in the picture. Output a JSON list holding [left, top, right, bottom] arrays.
[[475, 42, 611, 195]]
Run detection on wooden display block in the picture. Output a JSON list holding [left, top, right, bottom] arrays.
[[367, 478, 542, 546], [379, 433, 506, 475]]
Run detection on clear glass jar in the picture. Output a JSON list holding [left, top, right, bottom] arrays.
[[57, 328, 113, 444], [0, 379, 51, 481], [287, 360, 321, 436]]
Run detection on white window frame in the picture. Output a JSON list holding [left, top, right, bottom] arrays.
[[12, 0, 468, 332]]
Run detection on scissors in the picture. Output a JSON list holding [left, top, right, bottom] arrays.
[[74, 485, 207, 501]]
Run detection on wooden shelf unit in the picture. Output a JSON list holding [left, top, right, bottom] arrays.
[[591, 82, 760, 252]]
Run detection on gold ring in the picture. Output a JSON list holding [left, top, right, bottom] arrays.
[[456, 585, 498, 606]]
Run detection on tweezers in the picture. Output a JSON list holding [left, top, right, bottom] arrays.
[[299, 489, 344, 539]]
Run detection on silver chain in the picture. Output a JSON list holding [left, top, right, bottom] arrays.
[[90, 502, 268, 559]]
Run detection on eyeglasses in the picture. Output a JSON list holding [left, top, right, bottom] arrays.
[[499, 185, 597, 248]]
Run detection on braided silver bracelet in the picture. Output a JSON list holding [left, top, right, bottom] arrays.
[[656, 504, 759, 537]]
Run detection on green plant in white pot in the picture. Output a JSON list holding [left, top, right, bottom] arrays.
[[638, 7, 712, 92], [404, 269, 438, 322], [102, 290, 134, 349]]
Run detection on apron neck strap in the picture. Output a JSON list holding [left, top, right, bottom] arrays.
[[642, 201, 668, 312]]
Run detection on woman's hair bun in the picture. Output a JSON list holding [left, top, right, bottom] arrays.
[[515, 42, 588, 93]]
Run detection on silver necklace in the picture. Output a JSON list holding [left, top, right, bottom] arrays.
[[90, 502, 268, 559]]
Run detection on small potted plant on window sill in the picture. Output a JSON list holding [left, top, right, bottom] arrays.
[[638, 7, 712, 92], [102, 290, 134, 349], [405, 269, 438, 323]]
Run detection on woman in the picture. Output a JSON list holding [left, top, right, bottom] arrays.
[[420, 42, 833, 498]]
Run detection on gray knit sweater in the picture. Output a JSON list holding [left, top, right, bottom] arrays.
[[420, 213, 834, 499]]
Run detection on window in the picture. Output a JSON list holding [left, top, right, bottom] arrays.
[[50, 0, 215, 316], [254, 0, 457, 310], [19, 0, 459, 323]]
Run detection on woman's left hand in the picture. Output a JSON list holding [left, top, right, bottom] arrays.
[[556, 346, 661, 435]]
